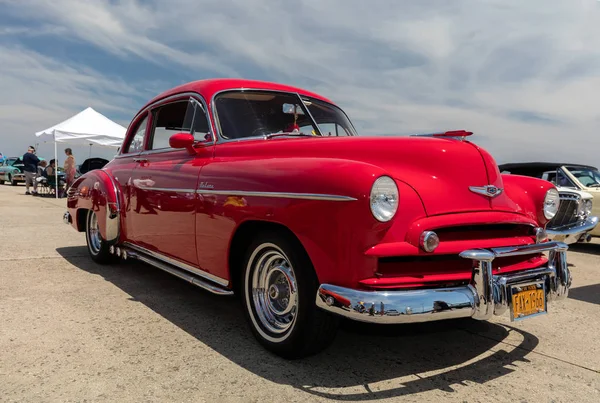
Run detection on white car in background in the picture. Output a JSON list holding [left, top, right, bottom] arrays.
[[499, 162, 599, 244]]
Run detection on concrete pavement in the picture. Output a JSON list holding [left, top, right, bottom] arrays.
[[1, 183, 599, 402]]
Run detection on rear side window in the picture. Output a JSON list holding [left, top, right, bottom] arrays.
[[124, 115, 148, 154]]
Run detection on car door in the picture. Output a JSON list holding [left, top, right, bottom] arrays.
[[128, 96, 213, 266]]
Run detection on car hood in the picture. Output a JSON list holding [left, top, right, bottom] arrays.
[[246, 136, 517, 216]]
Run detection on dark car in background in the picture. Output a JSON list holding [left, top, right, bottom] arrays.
[[76, 158, 109, 178]]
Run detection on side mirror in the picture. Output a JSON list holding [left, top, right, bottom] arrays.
[[169, 132, 195, 152]]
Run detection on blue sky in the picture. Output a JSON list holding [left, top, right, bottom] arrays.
[[1, 0, 600, 165]]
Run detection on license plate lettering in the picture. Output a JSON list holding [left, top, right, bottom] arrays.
[[511, 283, 546, 321]]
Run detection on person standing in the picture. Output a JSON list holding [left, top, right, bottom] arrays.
[[63, 148, 76, 189], [22, 146, 40, 195]]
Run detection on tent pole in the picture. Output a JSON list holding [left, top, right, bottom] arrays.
[[54, 137, 58, 199]]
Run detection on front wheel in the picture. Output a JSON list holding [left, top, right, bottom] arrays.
[[85, 210, 114, 264], [241, 231, 339, 359]]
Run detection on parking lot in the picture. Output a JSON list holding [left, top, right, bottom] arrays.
[[1, 183, 599, 402]]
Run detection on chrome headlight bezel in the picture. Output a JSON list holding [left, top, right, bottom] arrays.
[[543, 188, 560, 220], [582, 199, 593, 217], [370, 175, 399, 222]]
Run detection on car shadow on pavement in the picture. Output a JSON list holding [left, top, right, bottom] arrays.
[[568, 284, 600, 306], [569, 242, 600, 256], [57, 246, 540, 401]]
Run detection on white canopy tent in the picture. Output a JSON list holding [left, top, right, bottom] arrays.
[[35, 107, 127, 198]]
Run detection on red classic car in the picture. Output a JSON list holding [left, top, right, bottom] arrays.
[[63, 78, 571, 358]]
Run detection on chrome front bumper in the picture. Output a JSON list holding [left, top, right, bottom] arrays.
[[316, 241, 571, 324], [546, 216, 598, 244]]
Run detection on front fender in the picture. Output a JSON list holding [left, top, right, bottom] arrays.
[[501, 173, 555, 226], [66, 169, 121, 243]]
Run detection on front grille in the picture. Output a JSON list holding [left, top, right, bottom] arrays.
[[434, 223, 534, 242], [549, 194, 580, 229], [369, 254, 548, 289]]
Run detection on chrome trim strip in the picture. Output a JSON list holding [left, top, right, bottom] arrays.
[[317, 240, 571, 324], [124, 242, 229, 287], [196, 189, 357, 201], [487, 241, 569, 257], [134, 185, 196, 194], [125, 250, 233, 296]]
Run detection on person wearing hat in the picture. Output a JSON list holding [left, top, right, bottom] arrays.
[[22, 146, 40, 195]]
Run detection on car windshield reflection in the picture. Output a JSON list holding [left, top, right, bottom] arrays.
[[568, 168, 600, 188], [214, 90, 357, 140]]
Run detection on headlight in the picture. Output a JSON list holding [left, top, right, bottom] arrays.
[[370, 176, 399, 222], [543, 188, 560, 220], [583, 199, 593, 216]]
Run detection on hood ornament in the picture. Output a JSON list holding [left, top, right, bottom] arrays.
[[469, 185, 503, 198]]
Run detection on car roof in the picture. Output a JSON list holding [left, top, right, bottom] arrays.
[[499, 162, 599, 173], [140, 78, 334, 112]]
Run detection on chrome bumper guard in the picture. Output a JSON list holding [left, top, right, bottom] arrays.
[[547, 216, 598, 244], [316, 241, 571, 324]]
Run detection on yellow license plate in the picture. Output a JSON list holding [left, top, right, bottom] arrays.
[[510, 283, 546, 321]]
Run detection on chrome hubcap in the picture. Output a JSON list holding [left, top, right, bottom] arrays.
[[88, 213, 101, 254], [251, 247, 298, 335]]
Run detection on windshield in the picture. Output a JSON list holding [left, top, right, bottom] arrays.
[[568, 168, 600, 187], [214, 90, 357, 140], [4, 158, 17, 166]]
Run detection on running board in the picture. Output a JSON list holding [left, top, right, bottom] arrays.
[[117, 244, 234, 296]]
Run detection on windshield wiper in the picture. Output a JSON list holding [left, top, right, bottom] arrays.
[[588, 184, 600, 188], [264, 131, 315, 139]]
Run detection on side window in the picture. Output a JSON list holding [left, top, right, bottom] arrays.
[[187, 101, 211, 142], [148, 98, 210, 150], [124, 115, 148, 154], [149, 101, 190, 150]]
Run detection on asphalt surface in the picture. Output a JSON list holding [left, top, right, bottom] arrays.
[[1, 183, 599, 403]]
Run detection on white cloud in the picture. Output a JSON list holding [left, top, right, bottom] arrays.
[[0, 44, 152, 160], [2, 0, 600, 165]]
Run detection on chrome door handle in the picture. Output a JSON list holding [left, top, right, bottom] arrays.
[[133, 158, 148, 163]]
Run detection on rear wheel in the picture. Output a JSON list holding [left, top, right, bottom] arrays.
[[85, 210, 114, 264], [0, 179, 4, 185], [240, 230, 339, 359]]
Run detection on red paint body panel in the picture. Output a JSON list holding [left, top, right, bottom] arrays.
[[65, 78, 558, 293]]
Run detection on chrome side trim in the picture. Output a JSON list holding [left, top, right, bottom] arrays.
[[124, 250, 233, 296], [123, 242, 229, 287], [196, 189, 357, 201], [134, 185, 196, 194], [317, 241, 571, 324]]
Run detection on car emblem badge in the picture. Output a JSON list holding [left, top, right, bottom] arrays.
[[469, 185, 503, 198]]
